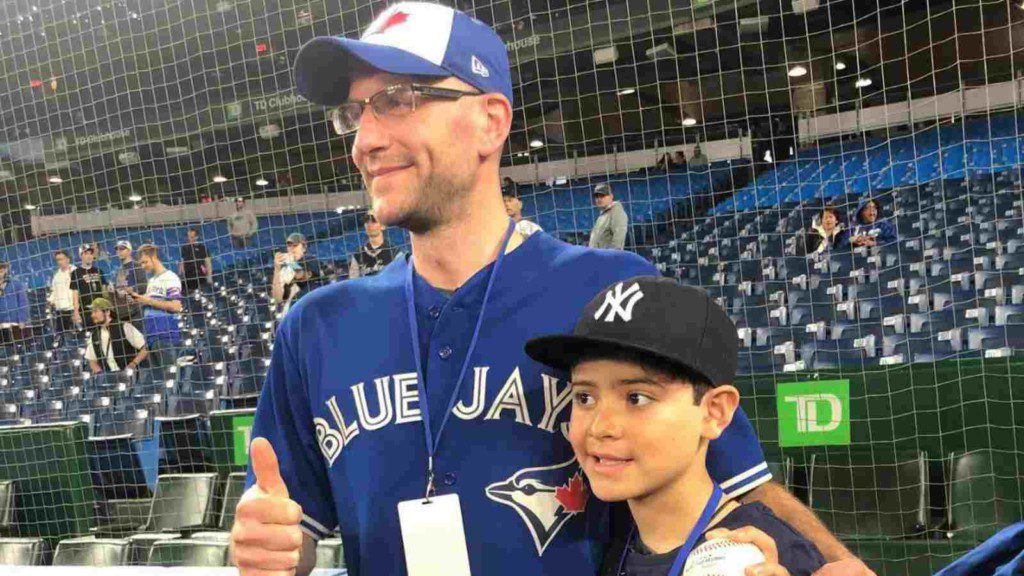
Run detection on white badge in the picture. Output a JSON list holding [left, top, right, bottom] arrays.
[[397, 493, 472, 576]]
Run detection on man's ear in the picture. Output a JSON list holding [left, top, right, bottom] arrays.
[[701, 385, 740, 441], [475, 93, 512, 158]]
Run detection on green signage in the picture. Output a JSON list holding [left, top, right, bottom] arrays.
[[232, 414, 256, 466], [776, 380, 851, 447]]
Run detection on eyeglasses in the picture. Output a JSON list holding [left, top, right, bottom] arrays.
[[329, 83, 480, 136]]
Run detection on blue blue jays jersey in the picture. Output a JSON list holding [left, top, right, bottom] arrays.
[[247, 232, 771, 575]]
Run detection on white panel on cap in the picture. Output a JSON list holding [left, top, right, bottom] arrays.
[[360, 2, 455, 66]]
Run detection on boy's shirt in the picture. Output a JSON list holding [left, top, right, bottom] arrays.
[[603, 502, 826, 576]]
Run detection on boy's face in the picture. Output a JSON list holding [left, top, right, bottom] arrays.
[[567, 359, 735, 503]]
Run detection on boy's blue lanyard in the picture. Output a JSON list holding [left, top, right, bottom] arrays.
[[617, 484, 724, 576], [404, 219, 516, 500]]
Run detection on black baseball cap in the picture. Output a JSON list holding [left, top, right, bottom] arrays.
[[525, 276, 738, 385]]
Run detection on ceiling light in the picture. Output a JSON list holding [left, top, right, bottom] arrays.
[[47, 176, 62, 184], [529, 139, 544, 149], [212, 174, 228, 183], [855, 77, 872, 88], [617, 88, 636, 96], [24, 204, 36, 210], [835, 60, 847, 71], [255, 178, 269, 186], [128, 194, 142, 202], [682, 116, 698, 127], [788, 65, 808, 77]]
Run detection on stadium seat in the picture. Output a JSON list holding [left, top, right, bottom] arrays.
[[147, 538, 229, 567], [316, 538, 346, 569], [0, 537, 48, 565], [192, 472, 248, 540], [0, 480, 14, 531], [945, 450, 1024, 542], [53, 537, 130, 566], [809, 450, 929, 540]]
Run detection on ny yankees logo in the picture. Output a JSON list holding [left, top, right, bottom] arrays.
[[594, 281, 645, 322]]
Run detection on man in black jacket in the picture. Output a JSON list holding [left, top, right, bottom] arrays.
[[84, 298, 148, 374]]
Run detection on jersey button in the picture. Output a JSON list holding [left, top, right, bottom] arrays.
[[428, 306, 441, 319], [443, 472, 457, 486], [438, 346, 453, 360]]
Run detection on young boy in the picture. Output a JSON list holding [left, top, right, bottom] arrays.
[[525, 276, 826, 576]]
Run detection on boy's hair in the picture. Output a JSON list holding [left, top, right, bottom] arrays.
[[187, 227, 199, 235], [137, 244, 160, 259], [572, 348, 714, 404], [54, 249, 70, 259]]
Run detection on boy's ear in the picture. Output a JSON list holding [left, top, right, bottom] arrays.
[[700, 385, 740, 441]]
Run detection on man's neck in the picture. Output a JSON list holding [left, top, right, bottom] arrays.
[[368, 235, 385, 249], [152, 263, 165, 276], [628, 462, 715, 555], [408, 188, 520, 292], [511, 213, 523, 223]]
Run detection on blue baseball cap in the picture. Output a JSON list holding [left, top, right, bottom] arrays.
[[293, 2, 513, 107]]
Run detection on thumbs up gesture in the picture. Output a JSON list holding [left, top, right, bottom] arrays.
[[232, 437, 306, 575]]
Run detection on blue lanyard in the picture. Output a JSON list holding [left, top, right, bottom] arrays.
[[617, 484, 724, 576], [404, 219, 516, 500]]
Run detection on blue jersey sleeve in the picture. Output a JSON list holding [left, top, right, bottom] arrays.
[[247, 323, 338, 541], [706, 406, 771, 498]]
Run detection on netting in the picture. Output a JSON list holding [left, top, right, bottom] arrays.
[[0, 0, 1021, 573]]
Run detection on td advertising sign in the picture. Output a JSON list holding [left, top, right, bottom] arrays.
[[776, 380, 850, 447]]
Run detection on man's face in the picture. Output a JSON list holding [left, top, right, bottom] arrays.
[[503, 195, 522, 218], [116, 246, 131, 262], [287, 242, 306, 260], [594, 193, 613, 209], [187, 231, 198, 243], [0, 267, 7, 281], [91, 309, 107, 325], [568, 359, 707, 503], [55, 254, 70, 269], [364, 217, 383, 238], [236, 200, 245, 211], [350, 72, 482, 233], [821, 211, 837, 232], [81, 251, 95, 266], [861, 202, 878, 224], [138, 254, 155, 274]]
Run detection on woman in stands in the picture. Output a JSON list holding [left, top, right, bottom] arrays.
[[804, 206, 847, 256], [842, 198, 897, 248]]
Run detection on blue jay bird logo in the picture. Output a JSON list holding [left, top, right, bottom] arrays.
[[485, 456, 590, 555]]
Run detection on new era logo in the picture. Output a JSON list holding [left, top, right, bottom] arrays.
[[471, 55, 490, 77], [594, 282, 644, 323]]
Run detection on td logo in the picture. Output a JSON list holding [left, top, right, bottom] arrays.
[[776, 380, 850, 447]]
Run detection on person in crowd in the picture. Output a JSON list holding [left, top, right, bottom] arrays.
[[674, 150, 689, 168], [501, 176, 518, 197], [0, 261, 28, 329], [84, 298, 148, 374], [589, 183, 629, 250], [348, 213, 395, 279], [48, 250, 76, 342], [502, 188, 543, 237], [690, 144, 708, 167], [179, 227, 214, 294], [127, 244, 183, 369], [228, 198, 259, 249], [842, 198, 897, 248], [111, 239, 147, 322], [272, 233, 323, 311], [70, 243, 107, 327], [804, 207, 847, 256]]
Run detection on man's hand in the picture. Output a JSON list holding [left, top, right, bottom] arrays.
[[274, 253, 289, 268], [72, 311, 81, 325], [706, 526, 790, 576], [811, 558, 877, 576], [232, 437, 304, 576]]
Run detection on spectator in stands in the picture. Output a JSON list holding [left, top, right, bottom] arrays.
[[655, 151, 687, 172], [228, 197, 259, 249], [179, 227, 213, 294], [348, 213, 395, 279], [84, 298, 148, 374], [111, 239, 147, 322], [501, 176, 518, 197], [272, 233, 323, 312], [70, 244, 107, 327], [48, 250, 76, 341], [674, 150, 688, 168], [690, 144, 708, 168], [589, 183, 628, 250], [804, 207, 847, 256], [127, 244, 183, 369], [502, 188, 543, 238], [0, 261, 28, 329], [842, 198, 897, 249]]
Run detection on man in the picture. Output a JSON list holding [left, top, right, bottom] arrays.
[[70, 244, 107, 327], [48, 250, 76, 341], [179, 227, 214, 294], [127, 244, 182, 369], [227, 198, 259, 249], [271, 233, 322, 310], [0, 262, 28, 353], [84, 298, 148, 374], [111, 239, 147, 321], [348, 213, 395, 279], [233, 4, 868, 576], [589, 183, 628, 250], [842, 198, 897, 249], [502, 187, 543, 237]]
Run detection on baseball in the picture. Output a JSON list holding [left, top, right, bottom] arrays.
[[682, 539, 766, 576]]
